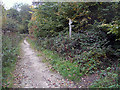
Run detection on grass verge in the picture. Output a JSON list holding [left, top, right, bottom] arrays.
[[27, 38, 83, 81]]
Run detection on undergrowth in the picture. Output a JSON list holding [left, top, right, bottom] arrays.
[[27, 33, 119, 88], [90, 66, 119, 88], [2, 33, 24, 88]]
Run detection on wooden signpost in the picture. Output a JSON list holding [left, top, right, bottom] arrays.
[[69, 19, 72, 38]]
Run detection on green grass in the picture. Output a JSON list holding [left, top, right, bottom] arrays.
[[27, 38, 83, 81], [42, 49, 83, 81], [89, 66, 119, 88], [37, 53, 43, 57]]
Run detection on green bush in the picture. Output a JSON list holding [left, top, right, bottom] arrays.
[[2, 18, 18, 32], [29, 2, 120, 38]]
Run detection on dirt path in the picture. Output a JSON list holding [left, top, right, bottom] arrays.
[[13, 39, 76, 88], [13, 39, 99, 88]]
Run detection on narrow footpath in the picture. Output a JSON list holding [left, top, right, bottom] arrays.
[[13, 39, 99, 88]]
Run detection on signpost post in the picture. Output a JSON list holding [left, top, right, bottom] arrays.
[[69, 19, 72, 38]]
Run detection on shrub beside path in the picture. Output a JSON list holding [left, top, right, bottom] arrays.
[[13, 39, 99, 88]]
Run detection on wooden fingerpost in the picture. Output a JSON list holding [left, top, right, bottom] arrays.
[[69, 19, 72, 38]]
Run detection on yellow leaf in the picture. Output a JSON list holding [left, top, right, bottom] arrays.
[[29, 11, 33, 14], [88, 17, 91, 19]]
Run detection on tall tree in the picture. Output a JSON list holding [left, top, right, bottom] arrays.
[[19, 4, 32, 33]]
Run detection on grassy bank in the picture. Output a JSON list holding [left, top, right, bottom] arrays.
[[2, 33, 24, 88]]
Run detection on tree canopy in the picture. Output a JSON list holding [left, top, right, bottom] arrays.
[[28, 2, 120, 39], [2, 3, 32, 33]]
